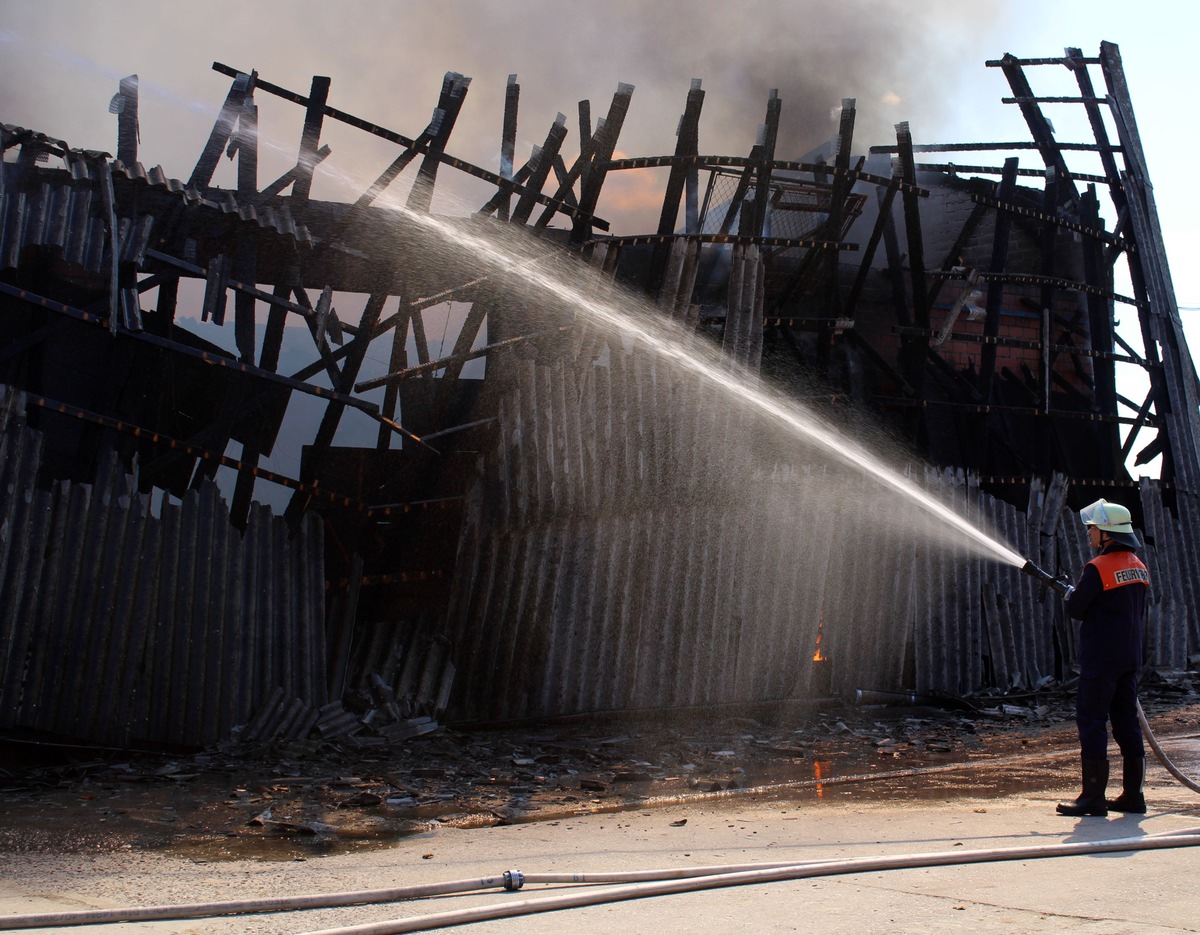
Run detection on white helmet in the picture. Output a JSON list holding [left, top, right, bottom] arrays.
[[1080, 498, 1140, 547]]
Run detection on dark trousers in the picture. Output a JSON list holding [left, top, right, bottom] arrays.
[[1076, 669, 1143, 761]]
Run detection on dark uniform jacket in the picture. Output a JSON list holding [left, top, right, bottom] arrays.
[[1065, 545, 1149, 674]]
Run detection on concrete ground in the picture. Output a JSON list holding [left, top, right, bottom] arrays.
[[2, 729, 1200, 934]]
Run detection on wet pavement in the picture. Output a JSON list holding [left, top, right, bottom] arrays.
[[0, 695, 1087, 863], [2, 691, 1200, 933]]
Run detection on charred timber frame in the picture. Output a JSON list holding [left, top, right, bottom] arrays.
[[4, 42, 1200, 743]]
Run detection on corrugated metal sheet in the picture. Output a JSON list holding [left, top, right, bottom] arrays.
[[0, 127, 312, 282], [444, 344, 1200, 723], [0, 171, 155, 275], [0, 394, 327, 748]]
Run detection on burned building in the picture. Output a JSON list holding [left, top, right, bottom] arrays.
[[1, 43, 1199, 748]]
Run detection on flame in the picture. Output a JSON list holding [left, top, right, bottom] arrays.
[[812, 620, 826, 662]]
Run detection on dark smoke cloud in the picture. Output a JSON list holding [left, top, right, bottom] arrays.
[[1, 0, 1014, 214]]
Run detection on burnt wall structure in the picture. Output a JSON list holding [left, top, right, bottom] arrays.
[[1, 43, 1199, 746], [444, 342, 1200, 722], [0, 392, 325, 748]]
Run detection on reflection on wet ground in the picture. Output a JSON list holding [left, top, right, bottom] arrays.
[[2, 699, 1198, 863]]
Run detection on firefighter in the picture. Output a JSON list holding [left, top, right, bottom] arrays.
[[1057, 498, 1151, 817]]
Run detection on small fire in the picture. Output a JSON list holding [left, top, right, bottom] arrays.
[[812, 620, 826, 662], [812, 759, 828, 799]]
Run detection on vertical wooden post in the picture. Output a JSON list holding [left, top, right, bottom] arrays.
[[115, 75, 139, 166], [291, 75, 331, 208], [497, 75, 519, 222], [646, 80, 705, 296], [750, 90, 781, 236], [570, 83, 634, 244], [895, 121, 930, 431], [234, 97, 259, 365]]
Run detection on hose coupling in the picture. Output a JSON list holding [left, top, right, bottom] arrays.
[[503, 869, 525, 891]]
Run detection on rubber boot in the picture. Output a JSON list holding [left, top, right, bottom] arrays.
[[1107, 756, 1147, 813], [1056, 759, 1109, 816]]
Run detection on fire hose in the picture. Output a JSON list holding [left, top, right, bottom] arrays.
[[2, 831, 1199, 932]]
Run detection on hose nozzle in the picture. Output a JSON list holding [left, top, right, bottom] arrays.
[[1020, 560, 1073, 598]]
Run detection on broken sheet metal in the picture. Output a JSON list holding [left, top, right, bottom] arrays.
[[0, 394, 326, 749]]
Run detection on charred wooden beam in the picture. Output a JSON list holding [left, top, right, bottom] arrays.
[[605, 155, 928, 196], [512, 114, 567, 225], [646, 80, 705, 296], [497, 74, 519, 222], [356, 326, 572, 392], [142, 249, 356, 334], [285, 292, 390, 522], [986, 56, 1102, 66], [878, 177, 912, 330], [996, 54, 1080, 209], [970, 192, 1133, 250], [291, 75, 331, 207], [894, 121, 930, 427], [916, 162, 1110, 185], [928, 268, 1143, 308], [376, 303, 412, 449], [1067, 47, 1125, 188], [550, 155, 578, 207], [599, 232, 851, 250], [531, 100, 604, 231], [212, 62, 604, 230], [926, 344, 983, 402], [843, 179, 900, 322], [113, 75, 139, 166], [1102, 39, 1200, 490], [290, 284, 346, 384], [750, 90, 782, 236], [0, 283, 387, 420], [894, 325, 1149, 365], [869, 141, 1118, 154], [252, 145, 331, 204], [233, 97, 259, 364], [188, 71, 254, 193], [822, 99, 857, 317], [570, 82, 634, 243], [407, 73, 471, 214], [478, 162, 533, 219], [1002, 95, 1108, 105], [926, 203, 988, 313], [871, 394, 1159, 427]]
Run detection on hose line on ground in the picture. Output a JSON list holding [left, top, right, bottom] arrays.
[[4, 832, 1197, 932], [0, 860, 842, 931], [295, 832, 1200, 935], [1139, 698, 1200, 794]]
